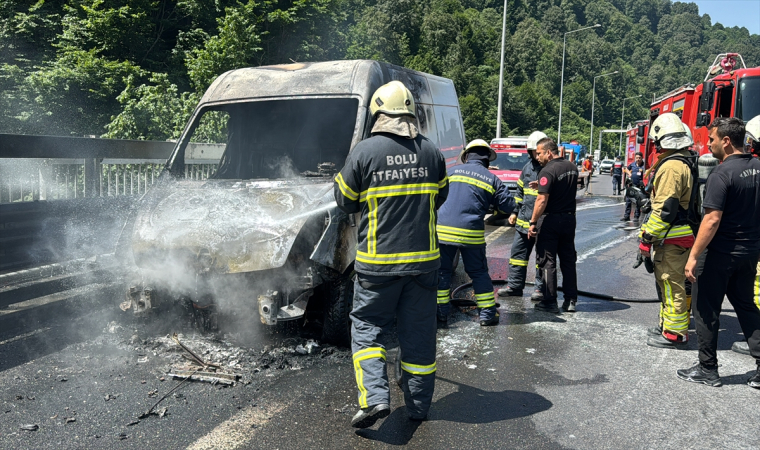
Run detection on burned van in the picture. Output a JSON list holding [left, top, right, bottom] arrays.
[[121, 60, 465, 345]]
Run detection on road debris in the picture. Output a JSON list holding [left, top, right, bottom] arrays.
[[65, 417, 76, 423], [168, 370, 240, 386], [20, 424, 38, 431], [171, 333, 221, 370]]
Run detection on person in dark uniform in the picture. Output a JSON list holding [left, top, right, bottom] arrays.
[[497, 130, 546, 300], [437, 139, 515, 326], [611, 155, 624, 195], [334, 81, 449, 427], [679, 117, 760, 389], [528, 138, 579, 313], [622, 151, 645, 221]]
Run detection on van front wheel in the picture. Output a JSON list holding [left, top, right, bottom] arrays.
[[321, 272, 354, 347]]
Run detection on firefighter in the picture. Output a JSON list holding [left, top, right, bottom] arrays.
[[497, 131, 546, 300], [437, 139, 516, 326], [732, 114, 760, 356], [334, 80, 449, 427], [621, 152, 645, 222], [640, 113, 696, 349], [611, 156, 624, 195]]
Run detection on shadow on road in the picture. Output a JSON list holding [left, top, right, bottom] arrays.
[[357, 377, 555, 445]]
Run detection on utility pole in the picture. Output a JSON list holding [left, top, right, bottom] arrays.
[[496, 0, 508, 138]]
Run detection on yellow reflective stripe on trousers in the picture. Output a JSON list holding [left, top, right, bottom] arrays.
[[515, 218, 530, 228], [510, 258, 528, 267], [353, 347, 387, 409], [514, 197, 523, 203], [754, 273, 760, 310], [356, 249, 440, 264], [400, 360, 437, 375], [660, 279, 688, 333], [523, 188, 538, 196], [437, 225, 485, 237], [449, 175, 495, 194], [475, 292, 496, 308], [437, 289, 450, 305], [438, 233, 486, 245], [335, 173, 359, 201]]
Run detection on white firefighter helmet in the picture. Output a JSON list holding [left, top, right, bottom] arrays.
[[746, 115, 760, 154], [369, 81, 415, 118], [649, 113, 692, 150], [527, 131, 548, 151], [459, 139, 497, 163]]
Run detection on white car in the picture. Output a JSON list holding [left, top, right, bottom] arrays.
[[599, 159, 614, 174]]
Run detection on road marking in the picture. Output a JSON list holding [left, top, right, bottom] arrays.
[[577, 233, 636, 263], [0, 327, 51, 346], [186, 402, 285, 450], [0, 283, 110, 317], [485, 226, 510, 244]]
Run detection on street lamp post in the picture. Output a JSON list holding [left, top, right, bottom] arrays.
[[618, 94, 642, 157], [496, 0, 508, 138], [557, 23, 601, 144], [589, 70, 618, 156]]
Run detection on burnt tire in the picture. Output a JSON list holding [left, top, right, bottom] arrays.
[[321, 272, 354, 347]]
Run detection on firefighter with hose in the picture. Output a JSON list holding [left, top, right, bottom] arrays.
[[437, 139, 515, 326], [639, 113, 697, 349], [334, 81, 448, 428], [497, 131, 546, 301]]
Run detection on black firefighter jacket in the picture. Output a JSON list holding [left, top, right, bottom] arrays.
[[334, 132, 449, 276], [436, 159, 515, 247], [514, 158, 542, 233]]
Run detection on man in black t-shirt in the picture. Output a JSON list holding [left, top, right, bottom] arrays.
[[678, 117, 760, 389], [528, 138, 579, 313]]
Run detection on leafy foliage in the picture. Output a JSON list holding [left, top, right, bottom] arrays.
[[1, 0, 759, 157]]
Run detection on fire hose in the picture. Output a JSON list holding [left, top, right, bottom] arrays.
[[450, 279, 660, 304]]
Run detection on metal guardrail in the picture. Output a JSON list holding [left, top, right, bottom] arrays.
[[0, 134, 223, 203]]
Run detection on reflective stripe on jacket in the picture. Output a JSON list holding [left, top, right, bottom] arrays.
[[514, 159, 543, 232], [436, 160, 515, 247], [639, 149, 694, 243], [334, 133, 449, 275]]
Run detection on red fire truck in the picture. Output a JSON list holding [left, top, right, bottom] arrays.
[[625, 53, 760, 171]]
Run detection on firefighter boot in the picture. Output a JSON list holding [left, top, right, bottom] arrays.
[[479, 307, 500, 326], [647, 330, 688, 349], [647, 325, 663, 337], [497, 286, 522, 297], [732, 341, 750, 355], [534, 301, 560, 314], [351, 403, 391, 428], [437, 304, 450, 324], [676, 363, 722, 387]]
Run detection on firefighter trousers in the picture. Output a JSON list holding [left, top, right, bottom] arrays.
[[536, 214, 578, 304], [438, 244, 496, 320], [692, 250, 760, 368], [350, 270, 437, 418], [506, 230, 544, 292], [652, 244, 691, 336]]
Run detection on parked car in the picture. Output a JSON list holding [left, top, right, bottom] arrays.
[[118, 60, 466, 346], [599, 159, 614, 174]]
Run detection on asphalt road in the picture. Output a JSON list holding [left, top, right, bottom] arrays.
[[1, 175, 759, 449]]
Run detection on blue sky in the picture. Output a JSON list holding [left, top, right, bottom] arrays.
[[691, 0, 760, 35]]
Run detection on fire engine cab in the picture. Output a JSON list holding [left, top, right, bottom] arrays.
[[626, 53, 760, 172]]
